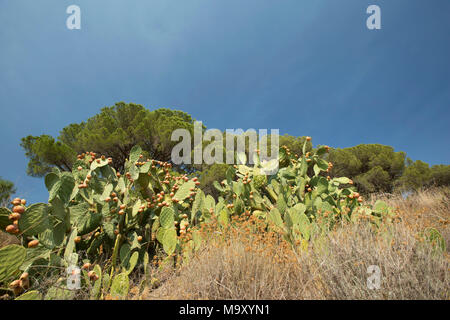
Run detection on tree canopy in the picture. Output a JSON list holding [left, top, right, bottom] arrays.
[[395, 159, 450, 191], [0, 177, 16, 207], [21, 102, 196, 177], [328, 144, 406, 194], [19, 102, 449, 196]]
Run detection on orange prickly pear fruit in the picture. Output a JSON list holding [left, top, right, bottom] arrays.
[[12, 198, 21, 206], [28, 240, 40, 248], [9, 280, 23, 295], [88, 271, 99, 281], [6, 224, 19, 234], [13, 206, 25, 214], [82, 263, 92, 270], [9, 213, 21, 221]]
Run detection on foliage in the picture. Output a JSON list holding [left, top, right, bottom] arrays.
[[430, 164, 450, 186], [0, 177, 16, 207], [198, 164, 229, 199], [21, 102, 197, 177], [278, 134, 313, 159], [2, 137, 445, 300], [395, 159, 431, 191], [213, 140, 397, 248], [328, 144, 406, 194], [396, 159, 450, 191], [19, 101, 450, 194], [0, 144, 218, 299]]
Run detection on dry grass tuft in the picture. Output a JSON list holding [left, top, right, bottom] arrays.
[[142, 188, 450, 300], [368, 187, 450, 249]]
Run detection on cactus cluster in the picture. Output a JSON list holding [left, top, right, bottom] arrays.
[[0, 138, 441, 299], [212, 138, 398, 247], [0, 145, 223, 299]]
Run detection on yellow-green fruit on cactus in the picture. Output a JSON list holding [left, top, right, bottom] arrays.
[[253, 175, 267, 189]]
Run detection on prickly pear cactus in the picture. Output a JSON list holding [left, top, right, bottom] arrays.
[[0, 137, 417, 299], [214, 138, 384, 247], [0, 245, 26, 283], [18, 203, 50, 236]]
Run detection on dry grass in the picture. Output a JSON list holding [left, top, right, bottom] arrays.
[[368, 187, 450, 250], [141, 188, 450, 300], [142, 219, 314, 300], [0, 232, 19, 249], [2, 188, 449, 300]]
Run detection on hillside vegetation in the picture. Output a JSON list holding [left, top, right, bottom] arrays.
[[19, 103, 450, 196], [0, 103, 448, 300], [139, 187, 449, 300]]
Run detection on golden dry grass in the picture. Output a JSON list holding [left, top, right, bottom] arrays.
[[368, 187, 450, 249], [140, 188, 450, 300], [1, 188, 449, 300]]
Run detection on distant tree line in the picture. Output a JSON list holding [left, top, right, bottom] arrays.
[[18, 102, 450, 198], [327, 145, 449, 194]]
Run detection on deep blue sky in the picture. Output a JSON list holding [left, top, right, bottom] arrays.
[[1, 0, 449, 204]]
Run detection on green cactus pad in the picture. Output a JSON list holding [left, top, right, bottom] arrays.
[[160, 206, 174, 228], [129, 145, 143, 164], [0, 245, 27, 282], [119, 243, 132, 265], [44, 172, 59, 192], [333, 177, 352, 185], [90, 264, 103, 299], [15, 290, 42, 300], [213, 181, 226, 192], [63, 228, 78, 263], [69, 203, 102, 235], [21, 246, 51, 271], [100, 183, 114, 201], [174, 181, 195, 201], [162, 228, 177, 255], [156, 227, 166, 243], [45, 285, 75, 300], [218, 209, 229, 227], [205, 195, 215, 210], [124, 251, 139, 275], [38, 220, 65, 248], [18, 203, 50, 236], [48, 172, 75, 204], [268, 207, 284, 229], [110, 272, 130, 299], [191, 190, 205, 219]]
